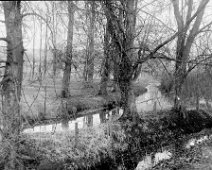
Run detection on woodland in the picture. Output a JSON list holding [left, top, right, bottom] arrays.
[[1, 0, 212, 170]]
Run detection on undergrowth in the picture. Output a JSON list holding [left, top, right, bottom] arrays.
[[2, 108, 212, 169]]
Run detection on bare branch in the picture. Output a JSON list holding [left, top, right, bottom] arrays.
[[194, 20, 212, 36], [21, 12, 56, 49], [171, 0, 184, 29], [187, 54, 212, 73], [187, 0, 209, 39], [22, 12, 47, 23], [0, 37, 9, 44], [186, 0, 193, 22], [139, 9, 176, 32]]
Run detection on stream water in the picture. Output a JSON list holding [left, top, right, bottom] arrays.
[[23, 83, 171, 134], [23, 83, 210, 169]]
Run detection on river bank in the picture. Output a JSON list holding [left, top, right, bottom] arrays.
[[18, 77, 212, 169], [22, 82, 147, 128], [16, 108, 212, 170]]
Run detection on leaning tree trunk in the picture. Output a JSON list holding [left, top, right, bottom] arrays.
[[61, 1, 74, 98], [2, 2, 24, 170]]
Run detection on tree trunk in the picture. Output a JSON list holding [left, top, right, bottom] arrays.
[[52, 2, 57, 76], [119, 0, 138, 119], [2, 2, 24, 169], [43, 15, 48, 76], [112, 50, 120, 92], [99, 22, 110, 96], [172, 0, 209, 113], [61, 1, 74, 98], [39, 21, 43, 83], [118, 54, 138, 120], [99, 54, 110, 95], [84, 1, 95, 85], [105, 0, 138, 120], [173, 34, 186, 111], [32, 17, 35, 79]]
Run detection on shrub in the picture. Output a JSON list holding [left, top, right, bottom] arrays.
[[159, 72, 174, 94]]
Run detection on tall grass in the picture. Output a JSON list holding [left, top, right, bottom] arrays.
[[21, 122, 125, 169]]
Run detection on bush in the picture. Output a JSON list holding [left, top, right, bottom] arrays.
[[182, 71, 212, 103], [159, 72, 174, 94]]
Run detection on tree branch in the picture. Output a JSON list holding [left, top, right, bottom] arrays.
[[187, 0, 209, 39], [0, 37, 9, 44], [21, 12, 57, 49], [133, 0, 210, 70], [186, 0, 193, 23], [171, 0, 184, 29], [187, 54, 212, 73]]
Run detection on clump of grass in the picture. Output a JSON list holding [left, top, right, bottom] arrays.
[[25, 122, 126, 169]]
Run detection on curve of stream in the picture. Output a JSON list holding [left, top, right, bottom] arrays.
[[23, 83, 211, 169], [23, 82, 172, 134]]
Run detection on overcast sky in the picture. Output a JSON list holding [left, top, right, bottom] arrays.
[[0, 0, 212, 54]]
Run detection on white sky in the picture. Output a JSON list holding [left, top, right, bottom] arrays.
[[0, 0, 211, 55]]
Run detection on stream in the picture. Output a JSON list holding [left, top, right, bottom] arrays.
[[23, 83, 170, 134], [23, 83, 211, 170]]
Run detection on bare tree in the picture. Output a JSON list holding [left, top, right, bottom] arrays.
[[171, 0, 210, 112], [84, 1, 96, 85], [1, 1, 24, 169], [104, 0, 138, 120], [52, 1, 58, 76], [61, 1, 75, 98]]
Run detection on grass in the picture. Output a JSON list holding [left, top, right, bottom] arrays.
[[1, 107, 211, 169], [20, 70, 149, 126], [152, 129, 212, 170], [18, 122, 125, 169]]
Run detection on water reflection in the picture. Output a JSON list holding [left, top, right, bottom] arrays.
[[136, 83, 172, 113], [23, 83, 171, 134], [99, 110, 109, 123], [84, 115, 93, 127], [23, 108, 120, 134], [61, 119, 69, 130]]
